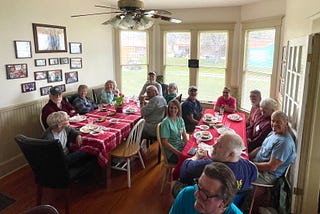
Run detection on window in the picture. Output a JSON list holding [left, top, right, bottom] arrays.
[[120, 31, 148, 96], [164, 32, 190, 96], [163, 28, 229, 101], [198, 31, 228, 101], [241, 29, 276, 110]]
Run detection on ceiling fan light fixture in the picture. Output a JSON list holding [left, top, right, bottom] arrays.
[[108, 12, 154, 30]]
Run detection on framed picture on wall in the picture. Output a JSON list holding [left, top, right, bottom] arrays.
[[60, 57, 69, 64], [6, 63, 28, 79], [70, 58, 82, 69], [40, 85, 52, 96], [47, 69, 62, 83], [32, 23, 67, 53], [48, 58, 59, 65], [35, 59, 46, 67], [34, 71, 47, 80], [65, 71, 78, 84], [69, 42, 82, 54], [21, 82, 36, 93], [55, 84, 66, 93], [14, 40, 32, 58]]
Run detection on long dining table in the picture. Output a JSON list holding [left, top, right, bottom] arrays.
[[69, 101, 141, 167], [172, 109, 248, 180]]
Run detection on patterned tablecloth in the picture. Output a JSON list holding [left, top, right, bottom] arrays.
[[172, 109, 248, 180], [70, 101, 141, 167]]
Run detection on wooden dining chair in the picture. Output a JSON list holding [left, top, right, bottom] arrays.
[[248, 165, 292, 214], [109, 118, 146, 188], [156, 123, 176, 194], [39, 111, 46, 131], [92, 87, 104, 104]]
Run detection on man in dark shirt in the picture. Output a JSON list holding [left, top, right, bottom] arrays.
[[182, 86, 202, 133], [41, 86, 76, 129]]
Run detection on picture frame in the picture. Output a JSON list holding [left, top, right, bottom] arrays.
[[35, 59, 46, 67], [6, 63, 28, 79], [69, 42, 82, 54], [70, 58, 82, 69], [40, 85, 52, 96], [60, 57, 69, 64], [47, 69, 63, 83], [34, 71, 47, 80], [32, 23, 67, 53], [14, 40, 32, 58], [21, 82, 36, 93], [65, 71, 79, 84], [49, 58, 59, 65], [56, 84, 66, 93]]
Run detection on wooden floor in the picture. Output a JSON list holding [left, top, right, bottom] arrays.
[[0, 143, 173, 214]]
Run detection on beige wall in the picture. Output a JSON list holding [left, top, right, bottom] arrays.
[[0, 0, 114, 108]]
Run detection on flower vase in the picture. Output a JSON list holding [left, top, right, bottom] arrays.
[[116, 105, 123, 113]]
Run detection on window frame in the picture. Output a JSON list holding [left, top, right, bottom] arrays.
[[239, 16, 282, 111], [159, 23, 235, 102]]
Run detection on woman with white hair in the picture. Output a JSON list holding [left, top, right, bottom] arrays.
[[247, 98, 277, 153], [165, 82, 178, 103], [42, 111, 94, 166]]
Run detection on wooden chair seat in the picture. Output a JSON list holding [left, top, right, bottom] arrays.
[[110, 141, 141, 158]]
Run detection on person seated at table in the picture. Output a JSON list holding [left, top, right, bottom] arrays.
[[182, 86, 203, 133], [41, 86, 76, 129], [141, 85, 167, 139], [161, 99, 188, 164], [214, 87, 236, 113], [177, 133, 257, 204], [100, 80, 120, 105], [43, 111, 94, 167], [250, 111, 296, 185], [139, 71, 162, 102], [170, 162, 242, 214], [72, 85, 98, 115], [246, 89, 262, 127], [165, 82, 178, 104], [247, 98, 276, 154]]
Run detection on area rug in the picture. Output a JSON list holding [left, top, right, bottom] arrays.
[[0, 193, 15, 211]]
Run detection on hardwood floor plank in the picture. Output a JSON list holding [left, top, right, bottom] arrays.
[[0, 143, 173, 214]]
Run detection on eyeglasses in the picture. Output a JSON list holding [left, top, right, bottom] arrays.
[[194, 179, 221, 201]]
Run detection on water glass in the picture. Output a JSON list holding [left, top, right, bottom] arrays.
[[87, 117, 94, 125]]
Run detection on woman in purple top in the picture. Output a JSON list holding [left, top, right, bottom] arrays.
[[214, 87, 236, 113]]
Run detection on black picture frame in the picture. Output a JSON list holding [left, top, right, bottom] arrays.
[[40, 85, 52, 96], [48, 58, 59, 65], [69, 42, 82, 54], [70, 58, 82, 69], [60, 57, 69, 64], [21, 82, 36, 93], [56, 84, 66, 93], [35, 59, 46, 67], [32, 23, 67, 53], [14, 40, 32, 58], [34, 71, 47, 80], [188, 59, 199, 68], [47, 69, 63, 83], [6, 63, 28, 79], [65, 71, 79, 84]]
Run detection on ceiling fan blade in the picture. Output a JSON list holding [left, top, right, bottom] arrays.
[[143, 9, 172, 15], [148, 14, 182, 24], [94, 5, 119, 10], [71, 12, 121, 18]]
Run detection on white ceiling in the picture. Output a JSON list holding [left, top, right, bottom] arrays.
[[106, 0, 265, 10]]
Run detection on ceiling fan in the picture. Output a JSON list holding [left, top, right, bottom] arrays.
[[71, 0, 182, 30]]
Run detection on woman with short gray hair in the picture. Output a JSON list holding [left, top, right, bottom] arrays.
[[247, 98, 277, 153]]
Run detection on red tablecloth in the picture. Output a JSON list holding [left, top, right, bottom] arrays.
[[172, 109, 248, 180], [70, 102, 141, 167]]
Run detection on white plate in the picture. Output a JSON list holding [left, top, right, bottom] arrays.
[[198, 125, 209, 130], [216, 127, 235, 135], [193, 131, 213, 141], [124, 107, 138, 114], [109, 118, 118, 123], [227, 114, 243, 121], [69, 115, 86, 123], [90, 130, 103, 136], [202, 117, 217, 123], [79, 126, 91, 133]]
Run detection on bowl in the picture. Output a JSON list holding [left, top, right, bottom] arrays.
[[199, 125, 209, 131]]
